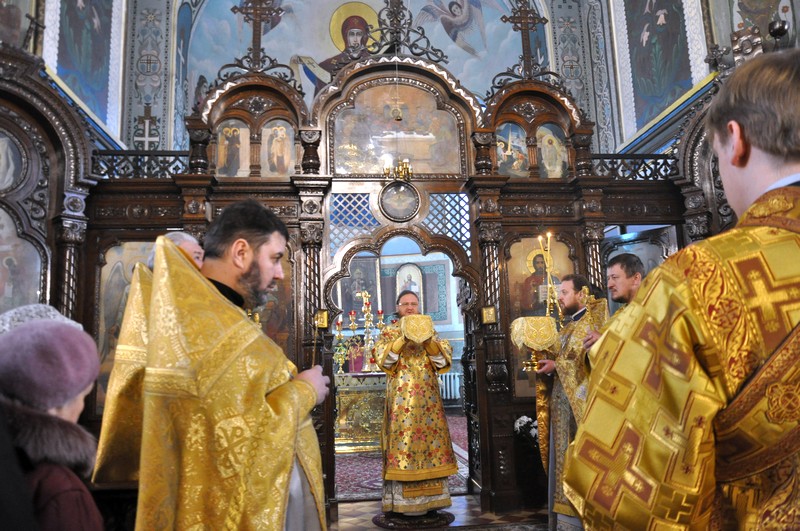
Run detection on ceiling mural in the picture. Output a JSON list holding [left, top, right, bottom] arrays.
[[187, 0, 551, 112]]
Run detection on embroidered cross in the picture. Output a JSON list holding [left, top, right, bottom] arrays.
[[577, 424, 655, 511], [639, 304, 691, 394]]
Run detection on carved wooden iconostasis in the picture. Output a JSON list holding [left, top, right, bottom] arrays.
[[3, 14, 765, 529]]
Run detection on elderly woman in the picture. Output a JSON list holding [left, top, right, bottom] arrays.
[[0, 318, 103, 531]]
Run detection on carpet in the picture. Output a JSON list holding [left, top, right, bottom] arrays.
[[336, 414, 469, 501]]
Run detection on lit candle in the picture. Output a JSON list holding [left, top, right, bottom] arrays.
[[538, 235, 545, 253]]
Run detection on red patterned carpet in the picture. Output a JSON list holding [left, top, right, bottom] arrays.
[[336, 413, 469, 501]]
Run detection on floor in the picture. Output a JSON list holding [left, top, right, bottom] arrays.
[[330, 494, 548, 530]]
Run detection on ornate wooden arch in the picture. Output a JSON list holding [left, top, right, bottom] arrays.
[[0, 45, 100, 317], [675, 77, 735, 241], [311, 55, 483, 129], [190, 73, 309, 179], [482, 79, 595, 179], [322, 224, 481, 322], [310, 55, 484, 178]]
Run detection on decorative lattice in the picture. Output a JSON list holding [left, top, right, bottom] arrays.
[[92, 150, 189, 179], [591, 155, 678, 181], [329, 193, 380, 258], [422, 194, 472, 259]]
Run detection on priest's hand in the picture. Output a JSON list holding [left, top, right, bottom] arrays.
[[536, 359, 555, 376], [422, 338, 439, 356], [583, 330, 601, 350], [297, 365, 331, 405], [391, 336, 407, 353]]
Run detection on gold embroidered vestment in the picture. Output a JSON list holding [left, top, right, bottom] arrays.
[[564, 188, 800, 529], [375, 321, 458, 513], [102, 237, 326, 530]]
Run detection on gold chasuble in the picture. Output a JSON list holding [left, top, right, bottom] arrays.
[[375, 317, 458, 514], [93, 263, 152, 483], [564, 187, 800, 529], [541, 298, 608, 523], [130, 237, 325, 530]]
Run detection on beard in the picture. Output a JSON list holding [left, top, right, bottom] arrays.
[[239, 260, 274, 308], [560, 301, 580, 316], [610, 292, 628, 304]]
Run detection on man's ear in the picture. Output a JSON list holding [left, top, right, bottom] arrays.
[[727, 120, 750, 167], [230, 238, 252, 270]]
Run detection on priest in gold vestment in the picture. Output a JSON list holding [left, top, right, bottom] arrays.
[[536, 274, 608, 529], [375, 290, 458, 515], [95, 200, 330, 530], [564, 50, 800, 529]]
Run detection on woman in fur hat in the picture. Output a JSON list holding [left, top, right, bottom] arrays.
[[0, 318, 103, 531]]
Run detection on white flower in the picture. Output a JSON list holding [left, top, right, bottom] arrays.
[[514, 415, 532, 433], [514, 416, 539, 447]]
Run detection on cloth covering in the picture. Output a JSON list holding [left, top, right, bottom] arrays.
[[564, 187, 800, 529]]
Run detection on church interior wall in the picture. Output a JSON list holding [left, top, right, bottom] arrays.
[[4, 1, 797, 153], [0, 0, 798, 526]]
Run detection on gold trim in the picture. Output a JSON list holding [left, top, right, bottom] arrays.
[[481, 306, 497, 325]]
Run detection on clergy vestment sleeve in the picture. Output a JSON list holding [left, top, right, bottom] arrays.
[[563, 262, 724, 528], [266, 372, 318, 424], [93, 263, 152, 483], [565, 190, 800, 529]]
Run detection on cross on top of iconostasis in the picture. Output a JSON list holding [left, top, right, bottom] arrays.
[[501, 0, 549, 78], [232, 0, 285, 68]]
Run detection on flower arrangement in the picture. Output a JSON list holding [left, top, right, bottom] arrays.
[[514, 415, 539, 448]]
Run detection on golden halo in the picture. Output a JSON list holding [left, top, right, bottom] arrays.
[[329, 2, 379, 52], [525, 249, 553, 274]]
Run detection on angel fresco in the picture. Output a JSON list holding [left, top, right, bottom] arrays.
[[414, 0, 508, 56]]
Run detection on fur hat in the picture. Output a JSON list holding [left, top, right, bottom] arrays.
[[0, 304, 83, 334], [0, 319, 99, 411]]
